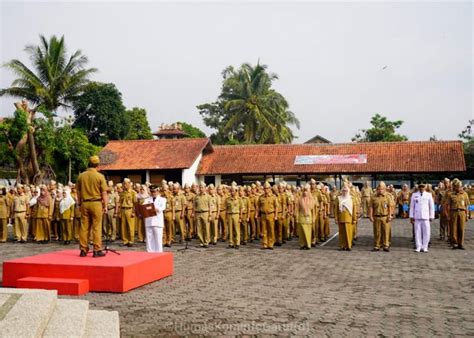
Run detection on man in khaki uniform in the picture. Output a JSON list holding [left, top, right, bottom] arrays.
[[184, 184, 195, 240], [103, 187, 117, 241], [275, 184, 287, 246], [239, 187, 250, 245], [172, 183, 187, 244], [361, 181, 373, 218], [12, 185, 30, 243], [161, 183, 174, 247], [310, 179, 321, 246], [193, 183, 210, 247], [208, 184, 219, 245], [117, 178, 137, 247], [0, 186, 11, 242], [369, 182, 393, 252], [226, 186, 242, 249], [76, 156, 108, 257], [217, 185, 228, 242], [257, 182, 278, 250], [446, 178, 470, 249]]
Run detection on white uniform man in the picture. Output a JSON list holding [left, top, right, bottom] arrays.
[[144, 185, 166, 253], [409, 183, 435, 253]]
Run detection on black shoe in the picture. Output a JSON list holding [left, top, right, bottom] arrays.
[[304, 246, 310, 250], [93, 250, 105, 258], [127, 243, 133, 247], [372, 248, 380, 252], [227, 245, 234, 249], [260, 247, 268, 250], [241, 241, 247, 245], [347, 248, 352, 251], [311, 243, 316, 247], [79, 251, 87, 257], [203, 245, 208, 248], [383, 248, 390, 252], [458, 246, 465, 250], [234, 246, 239, 249], [300, 247, 305, 250], [211, 242, 216, 245], [275, 242, 282, 247], [268, 247, 274, 250]]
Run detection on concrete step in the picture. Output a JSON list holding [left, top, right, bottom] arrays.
[[43, 299, 89, 338], [0, 288, 57, 338], [83, 310, 120, 338]]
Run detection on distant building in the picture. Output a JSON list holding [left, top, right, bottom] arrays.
[[152, 123, 189, 139], [98, 139, 466, 188], [304, 135, 331, 144]]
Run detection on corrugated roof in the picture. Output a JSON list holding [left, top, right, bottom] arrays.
[[98, 138, 211, 170], [197, 141, 466, 175]]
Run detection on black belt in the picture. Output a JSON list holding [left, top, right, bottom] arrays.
[[15, 211, 26, 213], [374, 215, 388, 217], [121, 207, 133, 209], [83, 199, 101, 202], [195, 211, 209, 213], [451, 209, 466, 211], [227, 212, 239, 215]]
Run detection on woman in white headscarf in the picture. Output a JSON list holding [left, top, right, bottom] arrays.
[[295, 184, 314, 250], [334, 184, 357, 251], [59, 187, 75, 245]]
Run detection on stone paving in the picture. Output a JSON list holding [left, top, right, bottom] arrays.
[[1, 218, 473, 336]]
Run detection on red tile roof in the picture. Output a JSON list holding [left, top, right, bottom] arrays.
[[98, 138, 211, 171], [197, 141, 466, 175]]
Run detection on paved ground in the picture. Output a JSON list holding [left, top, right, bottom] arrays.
[[1, 218, 473, 336]]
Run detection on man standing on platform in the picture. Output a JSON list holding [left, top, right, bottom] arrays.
[[76, 156, 108, 257], [409, 183, 435, 253]]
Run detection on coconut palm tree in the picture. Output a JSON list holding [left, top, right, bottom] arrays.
[[1, 35, 96, 113], [220, 62, 299, 144], [0, 35, 96, 182]]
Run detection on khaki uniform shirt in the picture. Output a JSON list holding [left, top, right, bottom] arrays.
[[258, 194, 278, 214], [13, 194, 29, 213], [185, 192, 195, 212], [240, 196, 250, 215], [173, 193, 186, 212], [447, 191, 470, 211], [76, 168, 107, 201], [194, 194, 210, 212], [209, 195, 218, 213], [370, 193, 391, 216], [120, 189, 137, 208], [0, 195, 11, 218], [226, 196, 241, 214]]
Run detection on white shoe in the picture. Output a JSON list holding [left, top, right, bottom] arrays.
[[422, 249, 428, 253], [415, 249, 420, 252]]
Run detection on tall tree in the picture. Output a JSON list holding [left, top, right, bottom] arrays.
[[459, 120, 473, 176], [124, 107, 153, 140], [72, 82, 129, 146], [0, 35, 96, 182], [352, 114, 408, 142], [177, 122, 206, 138], [198, 62, 299, 144]]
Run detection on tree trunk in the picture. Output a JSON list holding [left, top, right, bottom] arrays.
[[26, 110, 41, 181]]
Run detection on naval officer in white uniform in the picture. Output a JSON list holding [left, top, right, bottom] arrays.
[[144, 185, 166, 253], [409, 183, 435, 253]]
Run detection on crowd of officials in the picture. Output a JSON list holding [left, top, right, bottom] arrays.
[[0, 164, 472, 253]]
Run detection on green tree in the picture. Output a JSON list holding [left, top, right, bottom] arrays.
[[72, 82, 129, 146], [352, 114, 408, 142], [197, 62, 299, 144], [459, 120, 473, 176], [0, 35, 96, 181], [177, 122, 206, 138], [124, 107, 153, 140]]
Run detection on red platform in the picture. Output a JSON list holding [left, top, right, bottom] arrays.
[[2, 250, 173, 295]]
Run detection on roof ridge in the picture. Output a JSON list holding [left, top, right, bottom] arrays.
[[107, 138, 210, 143], [211, 140, 463, 148]]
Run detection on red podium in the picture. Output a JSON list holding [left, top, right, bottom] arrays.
[[2, 250, 173, 295]]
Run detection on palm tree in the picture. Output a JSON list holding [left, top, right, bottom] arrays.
[[220, 62, 299, 144], [1, 35, 96, 113], [0, 35, 96, 183]]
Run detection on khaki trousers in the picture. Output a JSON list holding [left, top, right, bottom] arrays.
[[185, 210, 194, 238], [209, 212, 218, 243], [103, 209, 116, 241], [79, 201, 103, 252], [120, 208, 135, 245], [362, 198, 370, 217], [196, 212, 210, 245], [163, 211, 173, 245], [373, 216, 389, 249], [261, 214, 275, 248], [451, 210, 466, 247], [0, 218, 8, 242], [218, 211, 227, 240], [241, 213, 249, 242], [174, 212, 186, 241], [14, 212, 28, 241], [227, 213, 240, 246], [136, 217, 145, 242], [249, 211, 257, 240]]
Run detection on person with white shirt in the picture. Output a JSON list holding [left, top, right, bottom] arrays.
[[409, 183, 435, 253], [144, 185, 166, 253]]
